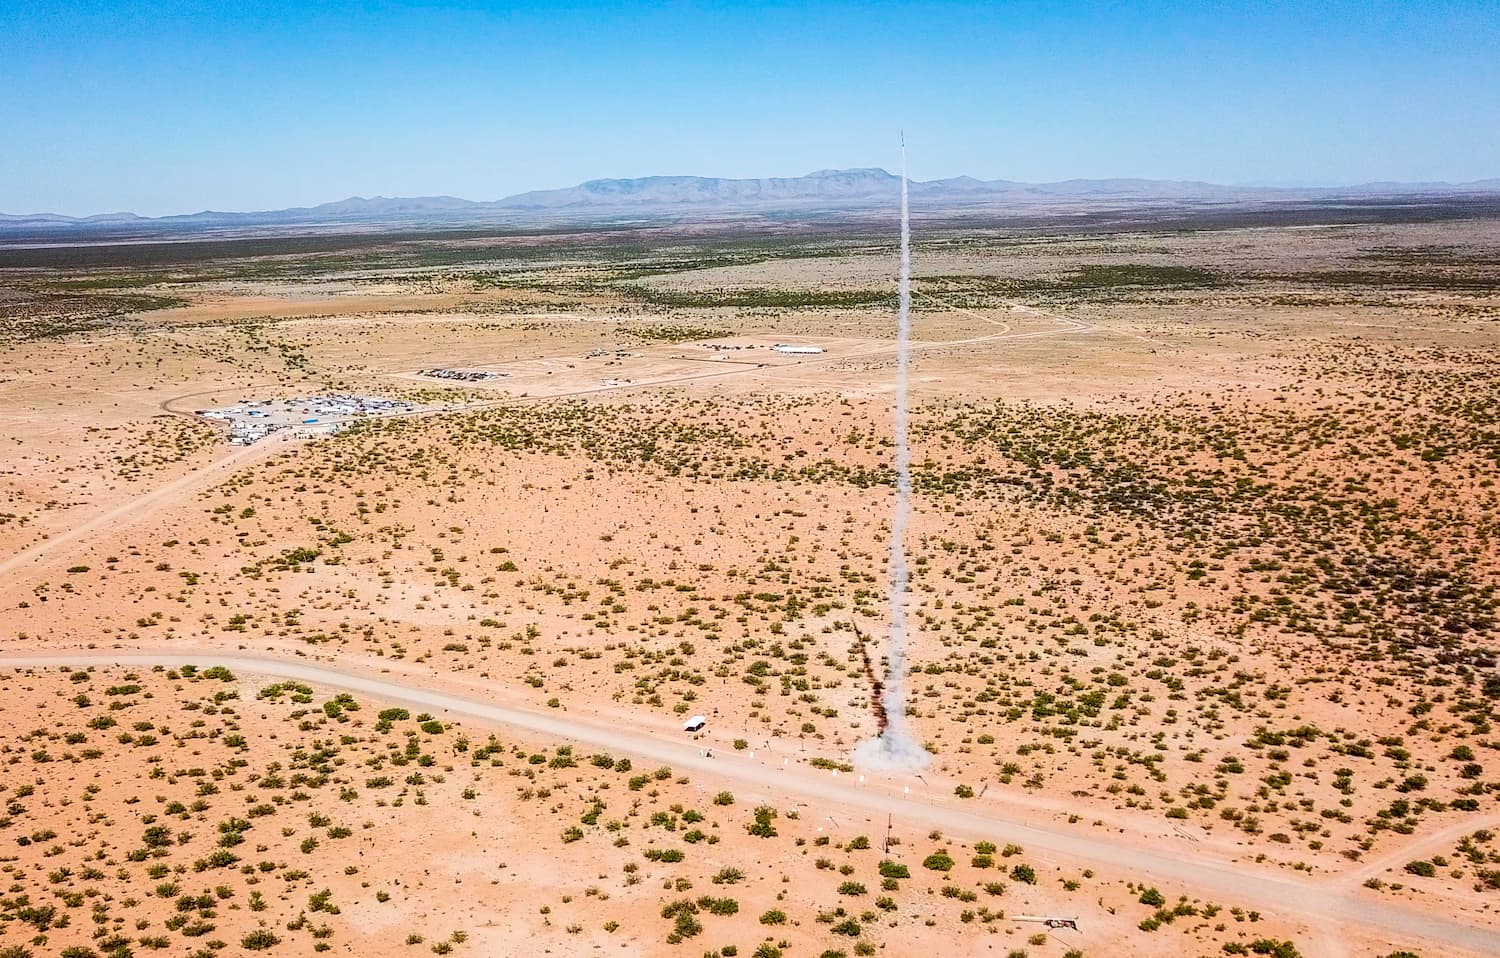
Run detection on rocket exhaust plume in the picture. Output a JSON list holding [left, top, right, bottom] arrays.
[[855, 136, 931, 772]]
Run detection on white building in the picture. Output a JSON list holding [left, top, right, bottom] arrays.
[[774, 344, 824, 355]]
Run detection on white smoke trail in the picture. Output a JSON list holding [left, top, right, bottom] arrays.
[[856, 138, 931, 772]]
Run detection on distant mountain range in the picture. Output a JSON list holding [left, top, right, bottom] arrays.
[[4, 168, 1499, 233]]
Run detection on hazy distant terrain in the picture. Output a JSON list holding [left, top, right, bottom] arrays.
[[4, 167, 1499, 241]]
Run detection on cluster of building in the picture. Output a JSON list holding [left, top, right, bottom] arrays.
[[296, 394, 413, 416], [226, 420, 282, 444], [196, 395, 418, 445], [418, 367, 506, 382]]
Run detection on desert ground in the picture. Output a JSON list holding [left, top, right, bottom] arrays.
[[2, 204, 1498, 958]]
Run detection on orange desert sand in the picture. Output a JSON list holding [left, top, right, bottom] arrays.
[[2, 214, 1498, 957]]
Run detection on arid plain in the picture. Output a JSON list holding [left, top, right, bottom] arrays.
[[2, 206, 1499, 958]]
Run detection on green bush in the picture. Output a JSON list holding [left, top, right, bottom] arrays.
[[830, 918, 861, 936], [243, 929, 282, 953], [1247, 940, 1302, 958], [748, 806, 778, 838], [878, 860, 910, 879], [922, 850, 955, 872], [697, 896, 739, 916]]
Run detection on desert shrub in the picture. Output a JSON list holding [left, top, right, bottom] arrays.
[[661, 898, 702, 942], [922, 850, 954, 872], [747, 805, 778, 838], [242, 929, 280, 950], [309, 889, 339, 914], [878, 860, 910, 879], [697, 896, 739, 915]]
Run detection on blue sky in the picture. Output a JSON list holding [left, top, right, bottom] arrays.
[[2, 0, 1497, 216]]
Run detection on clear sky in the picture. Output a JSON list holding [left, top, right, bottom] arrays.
[[3, 0, 1497, 216]]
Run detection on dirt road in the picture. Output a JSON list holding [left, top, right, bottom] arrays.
[[0, 298, 1071, 595], [0, 438, 292, 584], [2, 650, 1494, 956]]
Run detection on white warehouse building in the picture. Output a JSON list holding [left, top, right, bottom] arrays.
[[773, 344, 824, 355]]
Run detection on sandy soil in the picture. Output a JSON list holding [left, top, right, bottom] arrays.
[[2, 213, 1498, 957]]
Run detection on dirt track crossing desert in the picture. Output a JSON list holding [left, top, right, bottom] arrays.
[[5, 649, 1500, 956]]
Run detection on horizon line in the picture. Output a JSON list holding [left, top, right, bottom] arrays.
[[6, 168, 1500, 222]]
